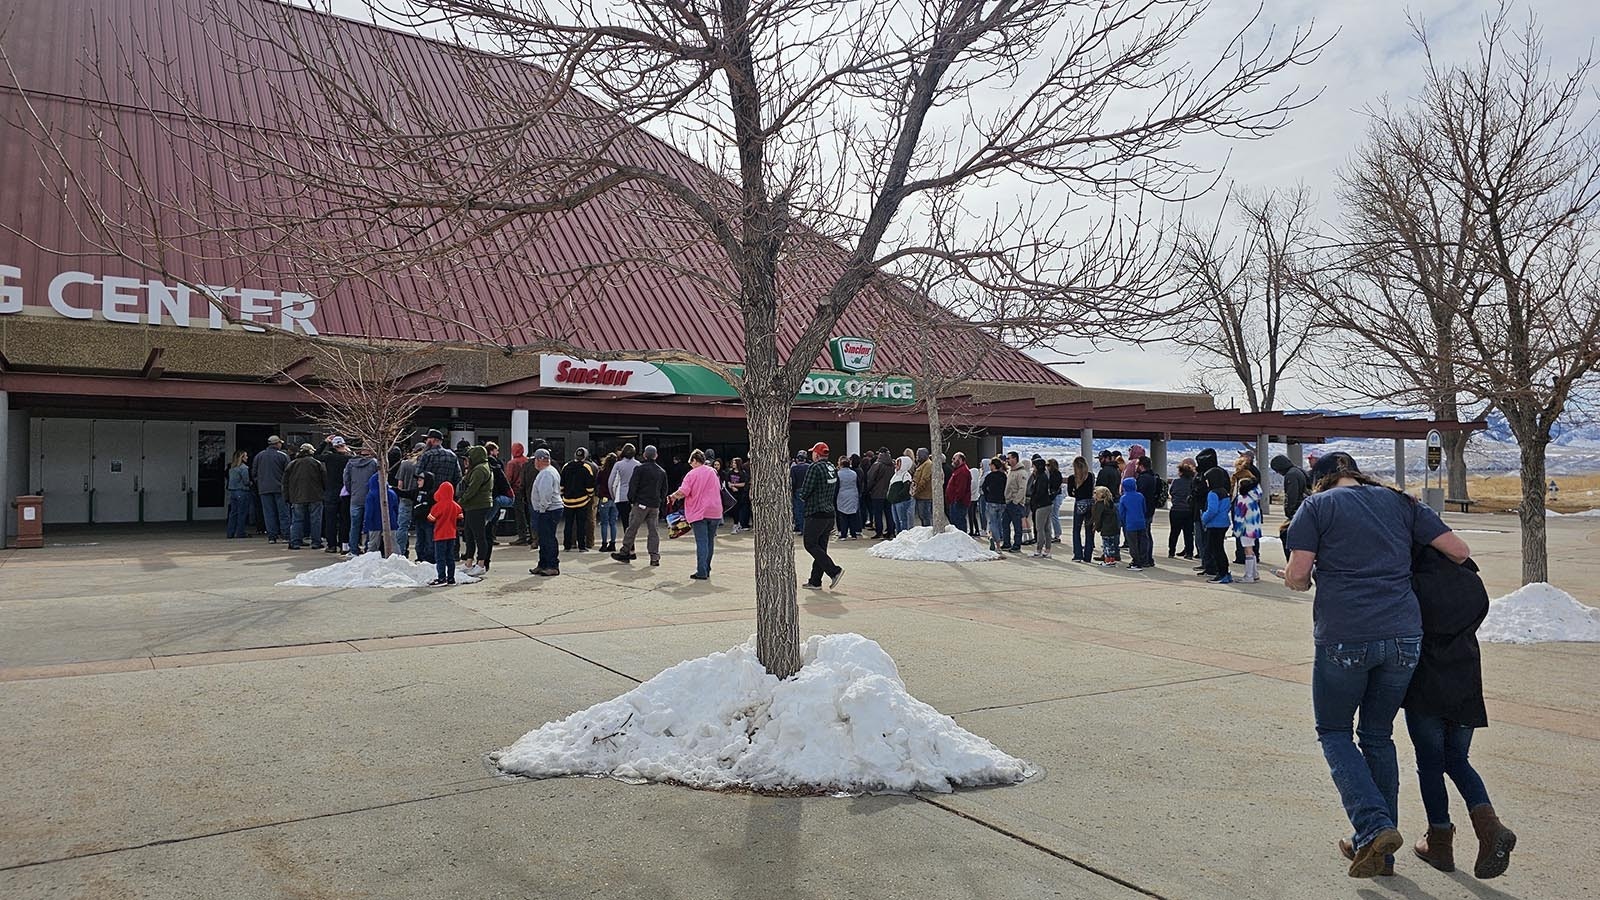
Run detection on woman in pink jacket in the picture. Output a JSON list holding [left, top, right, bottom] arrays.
[[668, 449, 723, 580]]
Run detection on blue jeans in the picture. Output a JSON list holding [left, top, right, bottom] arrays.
[[227, 489, 251, 537], [1313, 637, 1421, 847], [792, 493, 805, 531], [434, 537, 457, 582], [915, 499, 932, 527], [1050, 494, 1062, 540], [259, 491, 289, 540], [692, 518, 718, 577], [395, 499, 414, 558], [975, 500, 987, 531], [536, 508, 562, 571], [348, 505, 366, 554], [891, 499, 914, 533], [985, 501, 1007, 549], [289, 501, 323, 548], [598, 499, 619, 545], [1004, 502, 1025, 549], [868, 497, 887, 535], [1406, 713, 1491, 827], [947, 501, 968, 531]]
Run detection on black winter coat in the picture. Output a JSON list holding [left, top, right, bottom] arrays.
[[628, 461, 669, 510], [1402, 545, 1490, 727]]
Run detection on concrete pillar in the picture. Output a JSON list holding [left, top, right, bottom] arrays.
[[1395, 439, 1406, 491], [1287, 441, 1304, 469], [511, 409, 529, 453], [845, 421, 862, 457], [1080, 428, 1094, 462], [978, 434, 1001, 460], [1151, 433, 1169, 478], [1256, 433, 1270, 515]]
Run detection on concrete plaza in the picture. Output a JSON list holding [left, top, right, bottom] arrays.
[[1, 512, 1596, 899]]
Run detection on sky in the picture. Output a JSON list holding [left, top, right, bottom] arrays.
[[1036, 0, 1600, 408]]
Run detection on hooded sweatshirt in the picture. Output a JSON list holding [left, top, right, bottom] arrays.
[[505, 443, 529, 495], [364, 473, 400, 532], [1117, 477, 1149, 531], [1189, 448, 1218, 517], [459, 446, 493, 510], [343, 455, 380, 503], [428, 481, 462, 541], [888, 455, 914, 503], [1271, 454, 1309, 520]]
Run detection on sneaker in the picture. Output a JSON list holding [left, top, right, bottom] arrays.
[[1212, 574, 1234, 584], [427, 578, 446, 586], [828, 570, 844, 589], [610, 552, 633, 563], [690, 573, 709, 580], [1128, 565, 1143, 571], [1239, 575, 1259, 583], [650, 558, 660, 566], [803, 581, 823, 588], [1031, 552, 1043, 558]]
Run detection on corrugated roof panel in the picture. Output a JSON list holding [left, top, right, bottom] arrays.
[[1, 0, 1070, 387]]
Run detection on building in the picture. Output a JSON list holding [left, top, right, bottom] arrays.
[[0, 0, 1475, 542]]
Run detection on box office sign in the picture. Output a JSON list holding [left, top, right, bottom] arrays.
[[540, 355, 915, 406], [0, 263, 319, 334]]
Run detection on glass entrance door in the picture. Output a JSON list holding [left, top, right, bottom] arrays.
[[193, 423, 231, 521]]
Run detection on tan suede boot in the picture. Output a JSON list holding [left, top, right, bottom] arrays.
[[1468, 804, 1516, 879], [1414, 824, 1455, 872], [1340, 832, 1400, 878]]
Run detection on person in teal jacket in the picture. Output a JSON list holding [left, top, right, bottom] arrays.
[[1200, 468, 1233, 584]]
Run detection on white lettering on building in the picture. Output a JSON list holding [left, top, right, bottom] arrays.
[[2, 263, 319, 335]]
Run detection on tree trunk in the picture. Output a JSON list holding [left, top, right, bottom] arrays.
[[927, 400, 947, 532], [1442, 430, 1469, 500], [745, 394, 802, 679], [377, 473, 394, 557], [1514, 435, 1550, 585]]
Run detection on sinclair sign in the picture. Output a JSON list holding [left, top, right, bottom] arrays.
[[829, 336, 877, 373]]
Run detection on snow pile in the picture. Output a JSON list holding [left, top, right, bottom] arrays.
[[491, 634, 1032, 794], [866, 526, 1002, 562], [1479, 583, 1600, 644], [277, 552, 480, 588]]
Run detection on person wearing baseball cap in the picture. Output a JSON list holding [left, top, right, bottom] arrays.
[[798, 441, 843, 589], [252, 436, 292, 543]]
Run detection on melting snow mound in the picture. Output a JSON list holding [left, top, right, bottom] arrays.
[[276, 552, 480, 588], [1479, 583, 1600, 643], [491, 633, 1033, 793], [867, 526, 1002, 562]]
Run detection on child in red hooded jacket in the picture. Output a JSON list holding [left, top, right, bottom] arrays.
[[428, 481, 463, 585]]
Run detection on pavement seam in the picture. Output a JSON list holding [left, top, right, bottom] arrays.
[[519, 632, 645, 685], [947, 671, 1250, 716], [913, 795, 1171, 899], [0, 780, 526, 873]]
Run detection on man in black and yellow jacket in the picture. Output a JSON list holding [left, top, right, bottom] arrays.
[[561, 448, 596, 551]]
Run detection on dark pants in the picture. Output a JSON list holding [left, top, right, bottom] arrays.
[[948, 501, 968, 532], [869, 497, 887, 536], [1406, 713, 1492, 826], [1168, 510, 1194, 556], [836, 508, 860, 538], [321, 496, 344, 550], [792, 492, 805, 531], [563, 506, 589, 550], [1072, 502, 1094, 561], [915, 498, 932, 527], [1313, 637, 1420, 847], [803, 514, 841, 585], [415, 516, 435, 563], [465, 507, 493, 566], [1127, 528, 1153, 567], [617, 501, 631, 531], [733, 493, 751, 529], [1205, 527, 1230, 577], [514, 498, 532, 542], [536, 508, 562, 571]]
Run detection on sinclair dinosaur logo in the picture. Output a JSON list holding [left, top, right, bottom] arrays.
[[828, 337, 876, 373]]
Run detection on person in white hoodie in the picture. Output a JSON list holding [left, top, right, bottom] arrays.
[[887, 453, 915, 534]]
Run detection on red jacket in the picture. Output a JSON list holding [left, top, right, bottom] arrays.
[[428, 482, 462, 541], [505, 443, 528, 492], [946, 465, 972, 504]]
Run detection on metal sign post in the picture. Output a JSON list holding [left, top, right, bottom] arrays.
[[1423, 429, 1444, 512]]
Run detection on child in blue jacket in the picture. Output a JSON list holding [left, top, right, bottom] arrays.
[[1199, 468, 1233, 584], [1232, 476, 1263, 583], [1117, 476, 1153, 570]]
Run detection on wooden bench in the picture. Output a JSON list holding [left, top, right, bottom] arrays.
[[1444, 498, 1476, 513]]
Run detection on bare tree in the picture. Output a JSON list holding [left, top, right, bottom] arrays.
[[1333, 7, 1600, 583], [4, 0, 1322, 676], [1168, 186, 1317, 413], [1304, 101, 1488, 500], [293, 345, 445, 557]]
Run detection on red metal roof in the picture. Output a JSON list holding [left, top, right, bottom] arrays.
[[0, 0, 1072, 387]]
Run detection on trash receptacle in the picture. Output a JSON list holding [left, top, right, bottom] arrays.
[[12, 495, 43, 549]]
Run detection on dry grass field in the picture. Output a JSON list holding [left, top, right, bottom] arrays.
[[1462, 473, 1600, 514]]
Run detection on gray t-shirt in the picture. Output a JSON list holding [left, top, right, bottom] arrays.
[[1284, 484, 1451, 645]]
